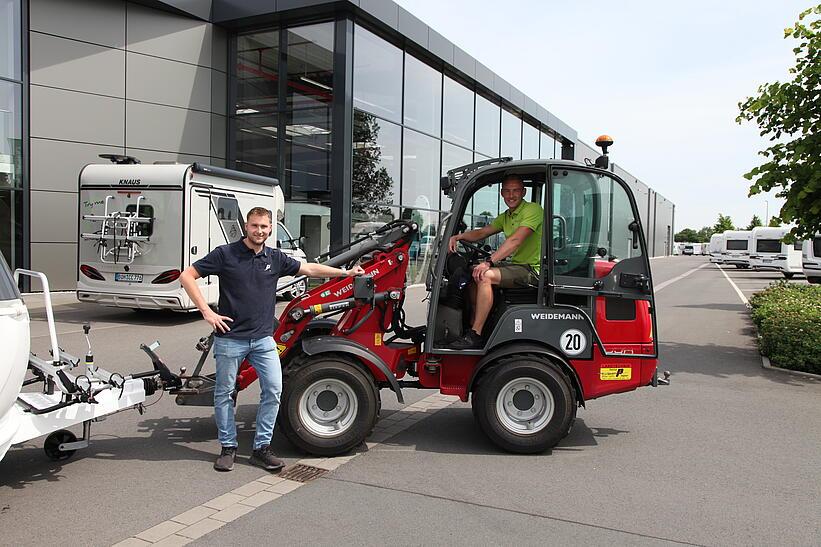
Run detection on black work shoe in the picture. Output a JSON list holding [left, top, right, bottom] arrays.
[[249, 445, 285, 472], [451, 329, 483, 349], [214, 446, 237, 472]]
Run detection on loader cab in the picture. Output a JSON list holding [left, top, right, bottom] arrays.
[[426, 158, 655, 357]]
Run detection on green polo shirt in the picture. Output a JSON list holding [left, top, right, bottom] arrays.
[[490, 200, 544, 272]]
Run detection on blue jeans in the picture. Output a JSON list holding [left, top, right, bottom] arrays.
[[213, 336, 282, 450]]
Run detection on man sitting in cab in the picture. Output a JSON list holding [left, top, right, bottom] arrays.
[[448, 174, 543, 349]]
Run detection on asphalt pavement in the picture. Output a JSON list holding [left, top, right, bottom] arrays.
[[1, 257, 819, 546]]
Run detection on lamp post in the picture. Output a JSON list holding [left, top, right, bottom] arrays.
[[765, 200, 769, 224]]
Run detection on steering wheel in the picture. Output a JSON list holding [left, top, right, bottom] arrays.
[[458, 239, 493, 260]]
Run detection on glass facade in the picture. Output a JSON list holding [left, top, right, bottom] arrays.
[[0, 0, 22, 270], [231, 18, 570, 274]]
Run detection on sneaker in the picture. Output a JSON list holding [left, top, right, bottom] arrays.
[[214, 446, 237, 472], [451, 329, 483, 349], [249, 445, 285, 472]]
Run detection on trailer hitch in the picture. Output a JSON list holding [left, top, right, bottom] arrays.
[[652, 370, 671, 387]]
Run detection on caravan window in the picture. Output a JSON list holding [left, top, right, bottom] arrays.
[[793, 241, 803, 251], [756, 239, 780, 253], [124, 204, 154, 237], [214, 197, 245, 243], [726, 240, 748, 251], [814, 237, 821, 257]]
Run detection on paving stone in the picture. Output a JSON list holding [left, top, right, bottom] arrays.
[[231, 480, 270, 497], [239, 490, 282, 507], [256, 474, 286, 486], [152, 534, 193, 547], [177, 518, 226, 540], [202, 492, 246, 510], [135, 521, 186, 543], [266, 479, 302, 494], [111, 538, 152, 547], [170, 505, 217, 526], [211, 503, 256, 523]]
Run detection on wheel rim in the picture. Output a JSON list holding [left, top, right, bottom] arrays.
[[293, 280, 307, 296], [298, 378, 359, 438], [495, 377, 554, 435]]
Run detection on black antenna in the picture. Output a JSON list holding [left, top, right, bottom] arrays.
[[99, 154, 141, 165]]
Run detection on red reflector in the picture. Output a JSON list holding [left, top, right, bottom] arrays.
[[152, 269, 181, 284], [80, 264, 105, 281]]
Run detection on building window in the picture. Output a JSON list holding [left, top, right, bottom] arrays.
[[403, 53, 441, 137], [286, 24, 334, 109], [0, 188, 22, 270], [0, 0, 21, 81], [353, 109, 401, 208], [0, 81, 21, 189], [522, 121, 539, 160], [353, 25, 402, 123], [474, 94, 500, 158], [540, 129, 555, 159], [500, 108, 521, 160], [402, 128, 441, 212], [442, 76, 473, 149]]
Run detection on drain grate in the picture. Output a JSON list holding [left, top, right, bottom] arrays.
[[279, 464, 328, 483]]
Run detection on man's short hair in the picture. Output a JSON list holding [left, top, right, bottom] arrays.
[[246, 207, 272, 223], [502, 174, 524, 186]]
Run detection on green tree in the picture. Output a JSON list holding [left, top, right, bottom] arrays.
[[737, 5, 821, 241], [352, 111, 395, 219], [696, 226, 715, 243], [768, 216, 782, 227], [675, 228, 700, 243], [746, 215, 764, 230], [713, 214, 735, 233]]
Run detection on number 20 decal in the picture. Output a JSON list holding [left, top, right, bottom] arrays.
[[560, 328, 587, 356]]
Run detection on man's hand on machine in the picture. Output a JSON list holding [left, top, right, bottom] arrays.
[[201, 307, 234, 333], [346, 265, 366, 277], [472, 260, 492, 282], [448, 234, 463, 253]]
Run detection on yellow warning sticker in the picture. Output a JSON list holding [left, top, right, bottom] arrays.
[[312, 304, 322, 314], [374, 333, 382, 346], [600, 367, 632, 381], [407, 346, 416, 355], [276, 344, 286, 355]]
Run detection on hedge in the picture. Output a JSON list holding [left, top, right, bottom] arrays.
[[749, 281, 821, 374]]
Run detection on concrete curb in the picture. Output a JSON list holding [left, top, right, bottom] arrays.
[[761, 355, 821, 380]]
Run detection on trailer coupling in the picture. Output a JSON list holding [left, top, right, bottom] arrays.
[[652, 369, 671, 387]]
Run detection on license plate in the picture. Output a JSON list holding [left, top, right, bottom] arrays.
[[763, 259, 772, 263], [115, 273, 143, 283]]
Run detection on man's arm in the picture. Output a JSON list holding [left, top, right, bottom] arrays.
[[179, 266, 234, 333], [472, 226, 534, 282], [298, 263, 365, 278], [448, 224, 501, 253]]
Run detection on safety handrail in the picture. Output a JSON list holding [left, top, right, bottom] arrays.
[[13, 269, 60, 365]]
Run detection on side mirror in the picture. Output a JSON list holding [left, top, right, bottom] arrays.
[[298, 235, 306, 246], [276, 240, 282, 248]]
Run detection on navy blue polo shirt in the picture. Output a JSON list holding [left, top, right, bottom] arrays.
[[193, 238, 301, 339]]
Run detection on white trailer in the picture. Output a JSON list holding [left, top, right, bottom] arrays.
[[721, 230, 752, 268], [749, 226, 803, 279], [709, 233, 725, 263], [802, 234, 821, 284], [77, 156, 306, 311]]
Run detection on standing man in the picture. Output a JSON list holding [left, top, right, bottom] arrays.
[[180, 207, 364, 472], [448, 174, 543, 348]]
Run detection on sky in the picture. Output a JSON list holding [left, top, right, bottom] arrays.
[[394, 0, 811, 232]]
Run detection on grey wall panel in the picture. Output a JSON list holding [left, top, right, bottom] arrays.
[[211, 114, 227, 159], [124, 147, 210, 164], [126, 52, 212, 111], [209, 157, 226, 167], [127, 3, 213, 67], [212, 0, 275, 22], [359, 0, 399, 30], [397, 7, 428, 48], [126, 100, 211, 156], [30, 191, 78, 244], [509, 88, 524, 111], [30, 86, 125, 146], [30, 243, 78, 291], [211, 69, 227, 115], [475, 62, 494, 92], [30, 0, 126, 49], [30, 33, 126, 98], [150, 0, 212, 20], [30, 139, 124, 193], [452, 46, 475, 80], [428, 29, 453, 66], [211, 24, 228, 73]]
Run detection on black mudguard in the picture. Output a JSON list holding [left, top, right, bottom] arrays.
[[301, 336, 404, 403]]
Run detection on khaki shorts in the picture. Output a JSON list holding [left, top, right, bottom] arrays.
[[496, 263, 539, 289]]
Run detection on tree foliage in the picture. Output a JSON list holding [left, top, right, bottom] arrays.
[[352, 111, 395, 219], [737, 5, 821, 241], [697, 226, 715, 243], [768, 216, 782, 227], [713, 214, 735, 233], [675, 228, 700, 243], [746, 215, 764, 230]]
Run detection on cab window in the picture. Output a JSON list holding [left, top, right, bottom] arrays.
[[213, 197, 245, 243], [277, 222, 297, 250]]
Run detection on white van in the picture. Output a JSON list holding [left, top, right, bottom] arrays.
[[0, 252, 29, 462], [721, 230, 752, 268], [802, 234, 821, 284], [709, 233, 725, 263], [749, 226, 803, 279], [77, 156, 305, 311]]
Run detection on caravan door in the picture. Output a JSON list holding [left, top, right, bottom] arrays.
[[189, 186, 218, 303]]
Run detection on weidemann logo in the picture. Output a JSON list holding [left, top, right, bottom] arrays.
[[118, 178, 141, 186], [531, 313, 583, 321]]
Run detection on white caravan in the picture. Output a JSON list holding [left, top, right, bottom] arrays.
[[749, 226, 803, 279], [0, 252, 29, 462], [77, 156, 306, 311], [802, 234, 821, 284], [709, 233, 725, 263], [721, 230, 752, 268]]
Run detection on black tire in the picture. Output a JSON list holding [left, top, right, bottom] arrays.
[[808, 276, 821, 285], [782, 272, 795, 279], [44, 429, 77, 461], [279, 355, 379, 456], [473, 355, 576, 454]]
